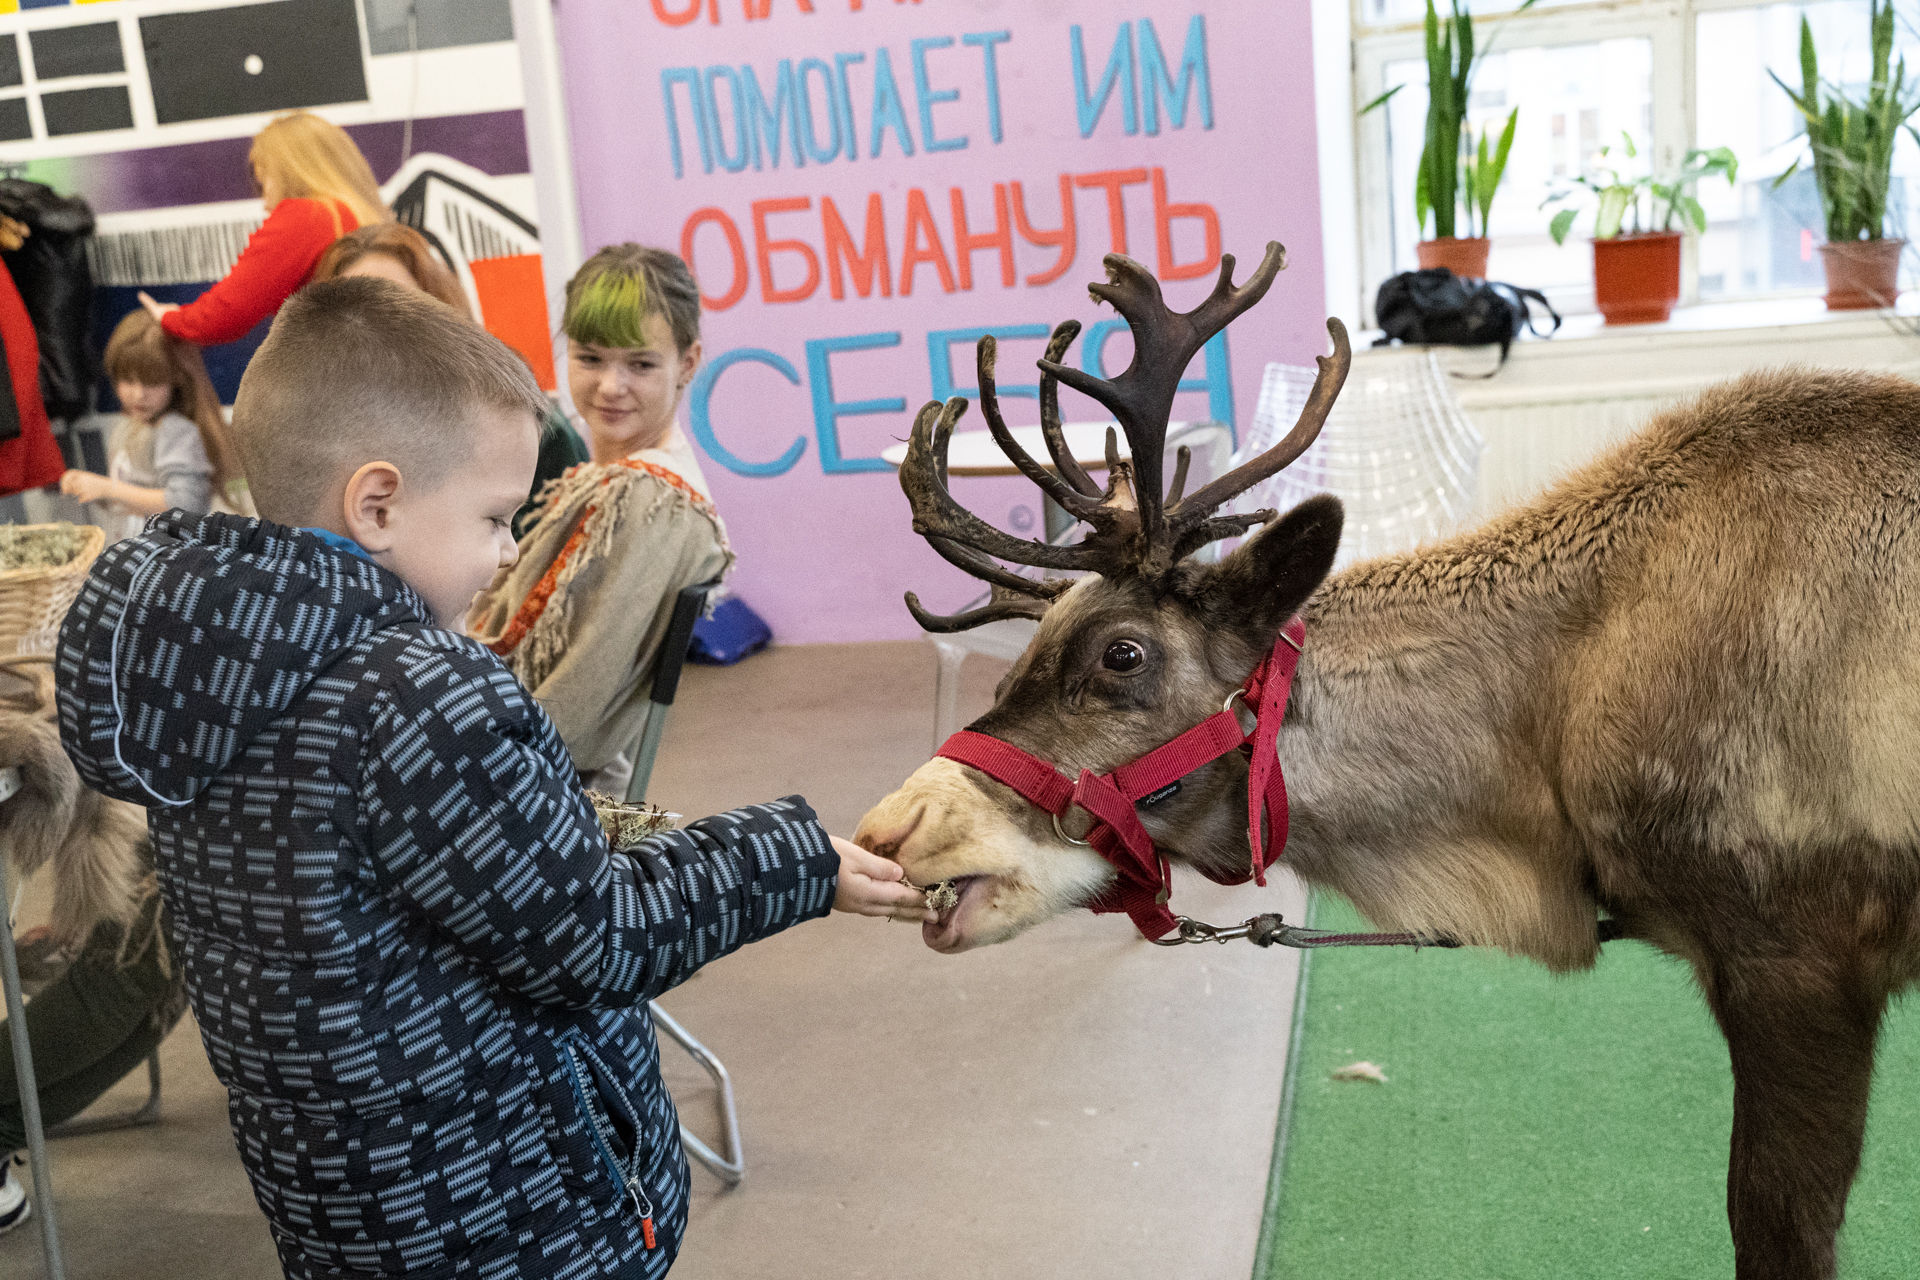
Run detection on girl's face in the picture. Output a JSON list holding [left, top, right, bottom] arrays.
[[567, 312, 701, 461], [116, 380, 173, 424]]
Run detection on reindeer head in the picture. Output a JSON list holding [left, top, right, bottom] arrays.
[[856, 244, 1351, 952]]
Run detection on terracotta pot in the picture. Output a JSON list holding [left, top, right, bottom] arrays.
[[1818, 239, 1905, 310], [1592, 232, 1681, 325], [1416, 237, 1490, 279]]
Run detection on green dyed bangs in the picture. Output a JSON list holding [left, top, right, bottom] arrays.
[[564, 270, 652, 348]]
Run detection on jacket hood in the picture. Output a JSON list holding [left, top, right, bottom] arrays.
[[58, 512, 430, 807]]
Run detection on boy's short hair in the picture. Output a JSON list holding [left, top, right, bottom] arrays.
[[233, 277, 548, 524]]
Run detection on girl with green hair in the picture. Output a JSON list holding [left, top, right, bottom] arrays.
[[469, 245, 732, 794]]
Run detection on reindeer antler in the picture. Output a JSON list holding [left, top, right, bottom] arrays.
[[897, 240, 1351, 631]]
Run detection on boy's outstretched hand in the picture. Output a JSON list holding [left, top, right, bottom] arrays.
[[831, 836, 934, 922]]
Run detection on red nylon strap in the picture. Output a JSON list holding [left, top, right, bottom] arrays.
[[1242, 615, 1306, 887], [936, 732, 1182, 938], [934, 618, 1307, 940]]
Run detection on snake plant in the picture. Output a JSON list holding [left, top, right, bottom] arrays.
[[1361, 0, 1533, 240], [1771, 0, 1920, 242]]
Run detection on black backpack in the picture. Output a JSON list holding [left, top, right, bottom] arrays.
[[1372, 268, 1559, 375]]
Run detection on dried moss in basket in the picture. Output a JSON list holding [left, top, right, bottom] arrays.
[[0, 523, 86, 572], [585, 792, 680, 851]]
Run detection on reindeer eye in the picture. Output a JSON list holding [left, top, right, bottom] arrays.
[[1102, 640, 1145, 672]]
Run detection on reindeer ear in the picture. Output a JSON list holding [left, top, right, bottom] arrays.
[[1202, 494, 1344, 640]]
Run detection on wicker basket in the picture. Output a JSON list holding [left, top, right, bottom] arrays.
[[0, 523, 105, 657]]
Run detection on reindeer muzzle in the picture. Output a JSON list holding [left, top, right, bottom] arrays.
[[934, 618, 1306, 939]]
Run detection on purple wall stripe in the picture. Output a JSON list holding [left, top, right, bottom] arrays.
[[54, 109, 530, 215]]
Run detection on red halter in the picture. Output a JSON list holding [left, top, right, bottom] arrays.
[[935, 617, 1307, 940]]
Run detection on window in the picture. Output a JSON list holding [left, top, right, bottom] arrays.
[[1694, 0, 1920, 297], [1351, 0, 1918, 318]]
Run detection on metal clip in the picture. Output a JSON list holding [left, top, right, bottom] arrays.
[[1151, 915, 1255, 945]]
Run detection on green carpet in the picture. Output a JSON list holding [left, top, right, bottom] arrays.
[[1255, 896, 1920, 1280]]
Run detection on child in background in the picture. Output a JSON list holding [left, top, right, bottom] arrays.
[[469, 245, 722, 793], [57, 277, 928, 1280], [60, 310, 232, 539]]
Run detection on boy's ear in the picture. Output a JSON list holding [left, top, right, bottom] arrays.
[[1198, 494, 1344, 643], [341, 461, 404, 551]]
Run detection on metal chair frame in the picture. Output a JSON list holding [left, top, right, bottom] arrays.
[[619, 579, 746, 1189], [2, 764, 69, 1279]]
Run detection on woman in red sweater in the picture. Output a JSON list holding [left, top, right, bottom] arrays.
[[140, 112, 388, 346]]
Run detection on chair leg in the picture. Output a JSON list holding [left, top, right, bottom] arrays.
[[625, 702, 670, 804], [649, 1001, 744, 1187], [930, 638, 968, 755], [47, 1049, 163, 1139], [1, 776, 69, 1279]]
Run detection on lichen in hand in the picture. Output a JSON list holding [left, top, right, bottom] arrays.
[[585, 792, 680, 851], [922, 880, 961, 912]]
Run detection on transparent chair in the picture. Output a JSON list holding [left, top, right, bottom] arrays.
[[1227, 349, 1483, 570]]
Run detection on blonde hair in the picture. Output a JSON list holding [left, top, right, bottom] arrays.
[[233, 277, 547, 524], [313, 223, 472, 319], [102, 310, 240, 493], [250, 112, 388, 234]]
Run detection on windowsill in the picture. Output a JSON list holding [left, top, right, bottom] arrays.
[[1359, 289, 1920, 354], [1541, 291, 1920, 341], [1354, 290, 1920, 408]]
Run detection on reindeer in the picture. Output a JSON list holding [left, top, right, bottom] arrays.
[[854, 241, 1920, 1280]]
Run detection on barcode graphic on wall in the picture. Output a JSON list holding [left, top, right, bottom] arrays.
[[399, 202, 533, 264], [87, 220, 264, 287]]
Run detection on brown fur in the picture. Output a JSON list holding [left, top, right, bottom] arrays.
[[0, 663, 152, 949], [858, 367, 1920, 1278]]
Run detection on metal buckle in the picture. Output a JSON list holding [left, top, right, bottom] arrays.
[[1052, 811, 1092, 846]]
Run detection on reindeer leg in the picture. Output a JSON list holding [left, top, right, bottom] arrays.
[[1698, 950, 1885, 1280]]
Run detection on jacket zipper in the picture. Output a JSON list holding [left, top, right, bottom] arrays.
[[562, 1039, 657, 1249]]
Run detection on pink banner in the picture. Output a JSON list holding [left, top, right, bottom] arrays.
[[557, 0, 1324, 643]]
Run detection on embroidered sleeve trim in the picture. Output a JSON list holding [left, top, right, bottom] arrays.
[[488, 504, 597, 657], [486, 461, 728, 660]]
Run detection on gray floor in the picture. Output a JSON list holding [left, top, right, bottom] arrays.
[[2, 640, 1306, 1280]]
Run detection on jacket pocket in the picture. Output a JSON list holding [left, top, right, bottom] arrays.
[[557, 1028, 654, 1223]]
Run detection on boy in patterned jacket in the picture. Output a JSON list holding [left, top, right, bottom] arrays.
[[56, 278, 929, 1279]]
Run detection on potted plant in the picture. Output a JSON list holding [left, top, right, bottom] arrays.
[[1546, 136, 1737, 325], [1364, 0, 1525, 279], [1771, 0, 1920, 310]]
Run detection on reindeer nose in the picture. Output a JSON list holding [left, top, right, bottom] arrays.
[[853, 798, 925, 862]]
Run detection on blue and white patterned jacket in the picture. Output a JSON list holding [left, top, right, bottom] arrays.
[[56, 512, 838, 1279]]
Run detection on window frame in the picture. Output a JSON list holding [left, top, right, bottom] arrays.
[[1346, 0, 1841, 324]]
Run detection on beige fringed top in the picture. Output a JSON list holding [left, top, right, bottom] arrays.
[[467, 427, 733, 774]]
